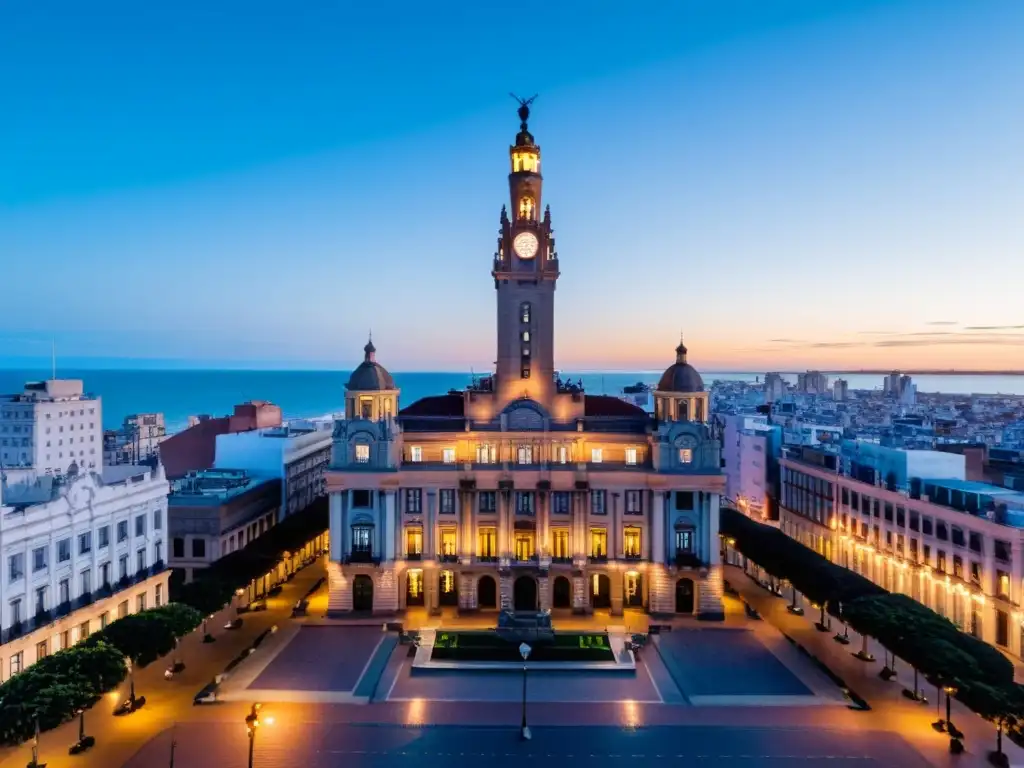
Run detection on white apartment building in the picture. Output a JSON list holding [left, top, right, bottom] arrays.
[[213, 423, 332, 519], [779, 442, 1024, 661], [0, 463, 170, 679], [0, 380, 102, 476]]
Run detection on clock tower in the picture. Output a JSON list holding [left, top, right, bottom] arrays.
[[492, 98, 560, 406]]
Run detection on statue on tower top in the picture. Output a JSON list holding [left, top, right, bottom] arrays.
[[510, 93, 538, 146]]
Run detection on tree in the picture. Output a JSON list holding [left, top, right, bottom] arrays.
[[151, 604, 203, 637], [956, 681, 1024, 766], [87, 611, 178, 667]]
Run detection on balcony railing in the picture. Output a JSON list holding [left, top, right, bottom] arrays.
[[514, 554, 538, 564], [438, 553, 459, 564], [346, 550, 377, 564], [477, 555, 498, 563], [551, 556, 572, 564], [674, 551, 703, 569], [623, 552, 643, 561], [406, 552, 423, 562], [588, 554, 608, 564]]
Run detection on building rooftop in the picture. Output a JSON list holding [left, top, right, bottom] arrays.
[[168, 469, 278, 506]]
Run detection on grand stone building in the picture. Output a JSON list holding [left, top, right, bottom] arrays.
[[325, 103, 724, 619]]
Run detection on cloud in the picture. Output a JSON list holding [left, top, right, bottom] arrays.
[[857, 331, 898, 336], [925, 321, 959, 326], [874, 336, 1024, 348], [767, 338, 804, 344], [964, 325, 1024, 331]]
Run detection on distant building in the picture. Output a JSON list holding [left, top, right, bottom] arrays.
[[103, 413, 167, 466], [0, 463, 169, 677], [0, 379, 102, 476], [167, 469, 282, 581], [213, 422, 332, 520], [779, 440, 1024, 661], [796, 371, 828, 395], [763, 373, 787, 403], [784, 421, 843, 447], [883, 372, 916, 405], [159, 401, 283, 480], [832, 379, 849, 401]]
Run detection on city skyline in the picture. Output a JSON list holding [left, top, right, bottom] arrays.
[[2, 1, 1022, 372]]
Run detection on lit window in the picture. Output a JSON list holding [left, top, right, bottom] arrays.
[[521, 330, 530, 342], [625, 447, 637, 466], [557, 445, 568, 464], [679, 448, 693, 464], [518, 195, 535, 220], [476, 444, 495, 464], [410, 446, 422, 463], [624, 527, 642, 557], [442, 448, 456, 464], [521, 303, 531, 323], [591, 448, 603, 463], [355, 444, 370, 463], [517, 445, 533, 465]]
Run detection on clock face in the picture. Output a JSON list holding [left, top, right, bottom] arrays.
[[513, 231, 539, 259]]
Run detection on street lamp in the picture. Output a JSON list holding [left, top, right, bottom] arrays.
[[245, 703, 272, 768], [519, 642, 532, 741], [944, 685, 958, 735]]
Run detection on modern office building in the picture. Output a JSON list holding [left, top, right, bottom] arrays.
[[833, 379, 849, 401], [796, 371, 829, 395], [0, 380, 102, 476], [324, 104, 725, 619], [779, 440, 1024, 660], [0, 464, 170, 678], [213, 422, 331, 520], [167, 469, 281, 581]]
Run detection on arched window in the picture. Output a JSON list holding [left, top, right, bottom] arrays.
[[519, 195, 535, 220], [676, 399, 689, 421]]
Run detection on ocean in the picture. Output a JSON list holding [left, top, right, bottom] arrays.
[[1, 368, 1022, 434]]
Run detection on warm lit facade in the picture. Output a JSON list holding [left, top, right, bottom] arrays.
[[779, 444, 1024, 661], [325, 104, 725, 620]]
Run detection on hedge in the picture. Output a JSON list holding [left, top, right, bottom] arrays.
[[722, 507, 1023, 735], [0, 604, 202, 745], [171, 497, 328, 615]]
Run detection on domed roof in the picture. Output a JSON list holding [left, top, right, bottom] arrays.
[[346, 338, 395, 392], [656, 340, 704, 393]]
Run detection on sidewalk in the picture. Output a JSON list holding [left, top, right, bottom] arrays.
[[726, 562, 1024, 768], [0, 558, 327, 768]]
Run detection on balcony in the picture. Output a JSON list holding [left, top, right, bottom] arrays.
[[588, 554, 608, 564], [346, 550, 378, 564], [95, 582, 114, 599], [54, 600, 73, 620], [33, 609, 52, 627], [623, 552, 644, 562], [674, 551, 703, 569], [74, 591, 93, 610], [551, 556, 572, 564], [406, 552, 423, 562], [513, 554, 538, 565], [477, 555, 498, 563], [438, 553, 459, 564]]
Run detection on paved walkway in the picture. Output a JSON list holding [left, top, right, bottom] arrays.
[[0, 558, 328, 768], [725, 563, 1024, 768]]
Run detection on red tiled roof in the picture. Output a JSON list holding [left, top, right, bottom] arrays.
[[399, 393, 465, 418], [583, 395, 648, 418]]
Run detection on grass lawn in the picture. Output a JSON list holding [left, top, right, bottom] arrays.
[[430, 631, 615, 662]]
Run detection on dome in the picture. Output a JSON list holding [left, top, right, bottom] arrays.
[[346, 338, 395, 392], [656, 341, 704, 393]]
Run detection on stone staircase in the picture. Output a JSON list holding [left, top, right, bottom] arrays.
[[698, 564, 726, 621], [326, 561, 351, 615], [376, 568, 399, 613]]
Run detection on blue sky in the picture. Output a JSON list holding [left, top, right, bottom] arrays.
[[1, 1, 1022, 372]]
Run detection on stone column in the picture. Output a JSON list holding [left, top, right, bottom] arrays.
[[388, 490, 399, 562], [383, 490, 395, 562], [329, 491, 343, 561], [610, 572, 624, 617], [498, 491, 509, 557], [537, 492, 547, 554], [341, 490, 351, 557], [652, 491, 665, 564], [708, 492, 721, 565], [421, 490, 433, 559]]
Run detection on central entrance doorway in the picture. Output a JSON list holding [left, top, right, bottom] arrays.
[[513, 576, 538, 611], [552, 576, 572, 608], [592, 573, 611, 609], [352, 574, 373, 612]]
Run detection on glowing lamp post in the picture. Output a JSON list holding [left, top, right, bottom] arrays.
[[245, 703, 272, 768], [519, 642, 532, 741]]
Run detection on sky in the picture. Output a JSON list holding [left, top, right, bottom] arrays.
[[1, 0, 1022, 373]]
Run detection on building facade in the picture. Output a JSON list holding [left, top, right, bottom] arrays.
[[0, 380, 102, 476], [103, 412, 167, 466], [167, 469, 281, 581], [213, 423, 331, 520], [0, 464, 170, 679], [778, 442, 1024, 661], [325, 104, 724, 619]]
